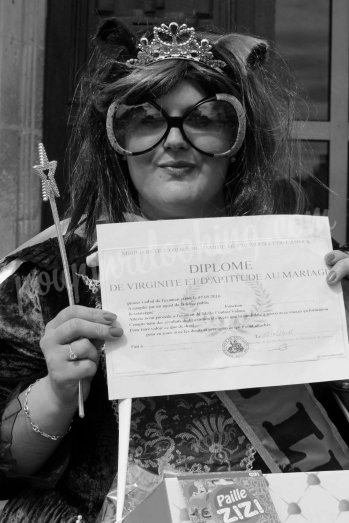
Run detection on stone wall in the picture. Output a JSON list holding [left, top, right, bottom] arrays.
[[0, 0, 46, 259]]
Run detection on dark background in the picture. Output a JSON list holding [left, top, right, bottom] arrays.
[[42, 0, 277, 228]]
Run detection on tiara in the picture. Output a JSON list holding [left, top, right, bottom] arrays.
[[126, 22, 226, 72]]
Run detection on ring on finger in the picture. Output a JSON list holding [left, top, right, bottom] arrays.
[[68, 343, 78, 361]]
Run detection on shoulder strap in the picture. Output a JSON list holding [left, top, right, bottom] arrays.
[[216, 390, 282, 472]]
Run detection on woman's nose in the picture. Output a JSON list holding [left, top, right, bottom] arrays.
[[163, 126, 189, 151]]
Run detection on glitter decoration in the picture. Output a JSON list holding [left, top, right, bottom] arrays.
[[127, 22, 227, 72]]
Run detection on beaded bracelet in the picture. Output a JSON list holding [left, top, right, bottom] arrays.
[[23, 379, 72, 441]]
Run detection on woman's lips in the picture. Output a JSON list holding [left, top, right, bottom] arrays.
[[158, 161, 196, 175], [159, 161, 195, 168]]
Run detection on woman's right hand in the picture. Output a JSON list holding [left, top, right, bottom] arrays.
[[40, 305, 123, 408]]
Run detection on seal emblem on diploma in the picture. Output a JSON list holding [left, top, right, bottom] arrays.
[[222, 336, 249, 358]]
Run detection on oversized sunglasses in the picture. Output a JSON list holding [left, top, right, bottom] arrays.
[[106, 93, 246, 158]]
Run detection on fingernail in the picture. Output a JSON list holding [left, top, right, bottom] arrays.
[[109, 326, 123, 337], [327, 271, 337, 283], [103, 312, 117, 323], [325, 253, 335, 264]]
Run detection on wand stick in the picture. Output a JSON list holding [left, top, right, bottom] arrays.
[[116, 397, 132, 523], [34, 143, 84, 418]]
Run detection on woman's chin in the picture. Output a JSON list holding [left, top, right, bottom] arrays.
[[140, 188, 225, 220], [150, 199, 217, 220]]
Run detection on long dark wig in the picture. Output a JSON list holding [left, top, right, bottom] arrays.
[[66, 18, 305, 246]]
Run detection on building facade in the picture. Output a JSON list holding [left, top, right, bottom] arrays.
[[0, 0, 348, 258]]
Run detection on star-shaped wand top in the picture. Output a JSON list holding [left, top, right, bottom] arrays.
[[33, 143, 60, 201]]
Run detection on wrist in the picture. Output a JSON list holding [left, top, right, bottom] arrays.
[[44, 375, 81, 412], [21, 376, 77, 438], [24, 379, 73, 440]]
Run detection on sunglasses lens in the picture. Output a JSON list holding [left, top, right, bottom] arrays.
[[113, 102, 167, 154], [111, 98, 242, 155], [183, 100, 239, 154]]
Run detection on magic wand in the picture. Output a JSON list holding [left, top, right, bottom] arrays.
[[33, 143, 84, 418]]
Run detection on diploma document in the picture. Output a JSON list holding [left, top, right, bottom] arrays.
[[97, 215, 349, 399]]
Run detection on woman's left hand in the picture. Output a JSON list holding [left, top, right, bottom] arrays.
[[325, 250, 349, 285], [325, 250, 349, 342]]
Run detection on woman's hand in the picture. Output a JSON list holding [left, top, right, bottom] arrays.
[[40, 305, 123, 408], [325, 250, 349, 285], [325, 250, 349, 339]]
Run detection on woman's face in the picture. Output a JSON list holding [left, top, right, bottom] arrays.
[[126, 80, 231, 219]]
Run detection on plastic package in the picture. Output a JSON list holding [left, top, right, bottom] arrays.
[[96, 463, 160, 522]]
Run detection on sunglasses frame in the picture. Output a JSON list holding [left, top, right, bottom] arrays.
[[106, 93, 246, 158]]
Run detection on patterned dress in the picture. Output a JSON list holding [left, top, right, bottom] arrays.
[[129, 393, 254, 475]]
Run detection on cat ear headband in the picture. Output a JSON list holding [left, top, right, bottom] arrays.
[[94, 18, 269, 76]]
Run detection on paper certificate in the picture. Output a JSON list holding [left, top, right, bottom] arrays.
[[97, 215, 349, 399]]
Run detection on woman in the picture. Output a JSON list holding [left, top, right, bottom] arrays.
[[0, 18, 348, 523]]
